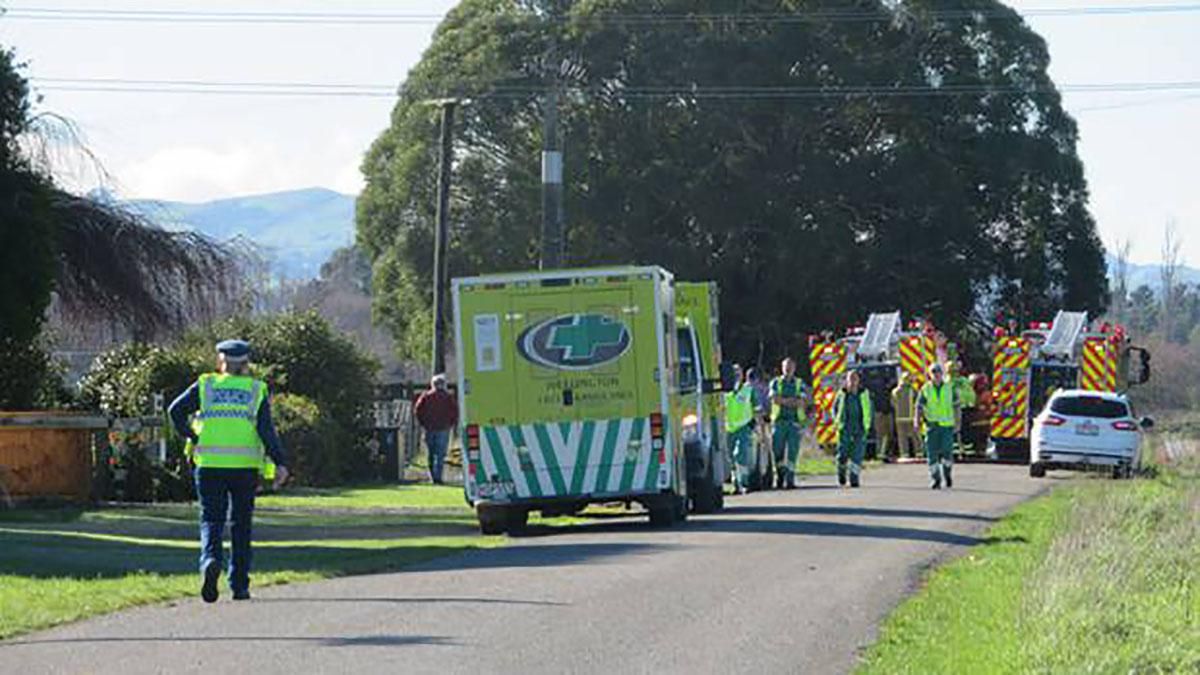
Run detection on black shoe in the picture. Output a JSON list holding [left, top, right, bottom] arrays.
[[785, 474, 796, 490], [201, 561, 220, 604], [930, 480, 942, 490], [837, 471, 847, 487], [232, 590, 251, 601], [850, 477, 861, 489], [945, 470, 953, 489]]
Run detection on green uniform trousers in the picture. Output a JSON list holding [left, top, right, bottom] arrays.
[[837, 432, 866, 481], [772, 420, 803, 476], [925, 424, 955, 484], [729, 424, 754, 489]]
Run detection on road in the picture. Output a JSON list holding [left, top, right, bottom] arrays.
[[3, 463, 1046, 675]]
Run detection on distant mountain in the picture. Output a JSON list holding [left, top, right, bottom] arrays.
[[125, 188, 356, 279], [1106, 253, 1200, 291]]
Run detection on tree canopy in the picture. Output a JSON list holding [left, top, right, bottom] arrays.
[[0, 46, 243, 408], [359, 0, 1108, 366]]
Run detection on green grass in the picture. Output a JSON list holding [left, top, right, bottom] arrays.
[[859, 453, 1200, 674], [257, 483, 469, 511], [0, 494, 496, 640]]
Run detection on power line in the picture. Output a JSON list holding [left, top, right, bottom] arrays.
[[31, 78, 1200, 100], [6, 4, 1200, 25]]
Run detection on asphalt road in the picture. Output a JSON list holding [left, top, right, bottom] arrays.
[[3, 463, 1047, 675]]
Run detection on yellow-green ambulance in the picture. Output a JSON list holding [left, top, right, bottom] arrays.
[[453, 266, 689, 534]]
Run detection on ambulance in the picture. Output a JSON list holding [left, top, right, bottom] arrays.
[[452, 266, 690, 534], [675, 281, 727, 513]]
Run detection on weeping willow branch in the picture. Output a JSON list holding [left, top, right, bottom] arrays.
[[50, 192, 250, 338]]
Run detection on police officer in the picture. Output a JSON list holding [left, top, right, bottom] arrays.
[[915, 362, 957, 490], [834, 370, 873, 488], [168, 340, 289, 603], [724, 364, 756, 495], [769, 357, 810, 489]]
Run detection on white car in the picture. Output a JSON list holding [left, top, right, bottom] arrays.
[[1030, 389, 1153, 479]]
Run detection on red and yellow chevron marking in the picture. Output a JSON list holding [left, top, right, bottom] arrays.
[[808, 341, 847, 394], [990, 337, 1031, 440], [1081, 337, 1117, 392], [899, 336, 929, 386], [813, 386, 840, 445]]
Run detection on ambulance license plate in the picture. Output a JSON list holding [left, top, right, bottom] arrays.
[[1075, 422, 1099, 436], [477, 481, 515, 499]]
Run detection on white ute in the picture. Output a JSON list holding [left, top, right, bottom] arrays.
[[1029, 389, 1153, 479]]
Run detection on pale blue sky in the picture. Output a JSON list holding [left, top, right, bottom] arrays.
[[0, 0, 1196, 264]]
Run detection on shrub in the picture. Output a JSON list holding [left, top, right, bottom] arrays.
[[272, 393, 362, 486]]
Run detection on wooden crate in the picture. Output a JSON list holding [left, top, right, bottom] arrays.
[[0, 413, 107, 503]]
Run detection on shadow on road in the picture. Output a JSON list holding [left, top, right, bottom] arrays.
[[255, 596, 564, 607], [2, 634, 457, 648], [423, 542, 682, 570], [684, 518, 984, 546], [511, 515, 983, 547], [722, 505, 996, 522]]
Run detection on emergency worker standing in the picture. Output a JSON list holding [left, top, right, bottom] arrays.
[[834, 370, 873, 488], [724, 364, 757, 495], [168, 340, 288, 603], [892, 373, 922, 458], [769, 357, 810, 489], [915, 363, 957, 490], [947, 362, 976, 455]]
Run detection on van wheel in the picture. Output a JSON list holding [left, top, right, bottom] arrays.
[[1030, 463, 1046, 478], [507, 508, 529, 533], [648, 504, 674, 527], [691, 476, 718, 515], [477, 506, 508, 535]]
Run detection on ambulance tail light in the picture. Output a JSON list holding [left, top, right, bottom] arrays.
[[466, 424, 481, 455], [650, 413, 666, 461]]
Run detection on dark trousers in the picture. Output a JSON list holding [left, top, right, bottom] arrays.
[[196, 468, 257, 593]]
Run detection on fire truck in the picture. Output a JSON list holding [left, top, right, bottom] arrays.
[[808, 312, 946, 454], [989, 311, 1151, 463]]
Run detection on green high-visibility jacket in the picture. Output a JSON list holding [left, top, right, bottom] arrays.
[[834, 389, 873, 436], [953, 375, 977, 408], [770, 376, 808, 423], [191, 374, 268, 470], [920, 381, 956, 428], [725, 384, 754, 433]]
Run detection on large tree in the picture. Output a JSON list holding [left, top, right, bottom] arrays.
[[359, 0, 1108, 365], [0, 47, 240, 408]]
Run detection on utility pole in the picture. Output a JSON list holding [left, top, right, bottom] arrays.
[[431, 99, 457, 376], [540, 4, 564, 269]]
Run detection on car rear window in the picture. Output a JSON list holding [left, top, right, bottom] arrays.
[[1050, 396, 1129, 419]]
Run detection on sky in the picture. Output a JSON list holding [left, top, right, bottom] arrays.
[[0, 0, 1196, 265]]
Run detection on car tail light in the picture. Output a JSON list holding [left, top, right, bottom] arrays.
[[1042, 415, 1067, 427], [1111, 420, 1138, 432]]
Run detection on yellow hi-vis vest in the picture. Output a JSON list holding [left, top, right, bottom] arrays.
[[725, 384, 754, 433], [834, 389, 873, 436], [769, 376, 808, 424], [191, 374, 267, 470], [921, 381, 956, 428]]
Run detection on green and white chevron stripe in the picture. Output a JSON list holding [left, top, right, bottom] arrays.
[[478, 417, 668, 500]]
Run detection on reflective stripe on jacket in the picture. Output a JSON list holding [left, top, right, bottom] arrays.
[[920, 381, 956, 427], [192, 374, 267, 469], [725, 385, 754, 433]]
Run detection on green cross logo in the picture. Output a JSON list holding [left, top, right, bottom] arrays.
[[548, 315, 626, 360], [518, 313, 632, 370]]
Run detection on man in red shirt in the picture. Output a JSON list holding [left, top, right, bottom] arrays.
[[414, 374, 458, 484]]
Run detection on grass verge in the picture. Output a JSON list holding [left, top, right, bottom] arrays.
[[0, 485, 497, 640], [859, 449, 1199, 674]]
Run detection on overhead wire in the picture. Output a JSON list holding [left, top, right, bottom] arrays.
[[4, 4, 1200, 24], [31, 78, 1200, 99]]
